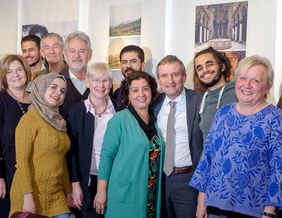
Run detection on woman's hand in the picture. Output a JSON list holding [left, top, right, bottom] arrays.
[[72, 182, 83, 209], [93, 180, 108, 215], [0, 178, 6, 199], [262, 206, 276, 218], [196, 192, 207, 218], [23, 193, 36, 213], [66, 192, 74, 208], [94, 190, 107, 214]]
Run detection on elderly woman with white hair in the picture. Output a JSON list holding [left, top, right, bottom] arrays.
[[68, 62, 115, 218], [190, 55, 282, 218]]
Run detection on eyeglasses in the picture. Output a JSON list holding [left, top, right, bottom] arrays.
[[67, 48, 87, 56], [90, 78, 111, 84]]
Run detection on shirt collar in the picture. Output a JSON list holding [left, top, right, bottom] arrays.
[[69, 70, 86, 82], [84, 95, 115, 115], [164, 88, 186, 106]]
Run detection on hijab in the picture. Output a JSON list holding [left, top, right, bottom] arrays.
[[28, 73, 67, 132]]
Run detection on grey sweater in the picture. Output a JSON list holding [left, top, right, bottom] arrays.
[[199, 80, 237, 141]]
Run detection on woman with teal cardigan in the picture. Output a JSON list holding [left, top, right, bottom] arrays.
[[94, 71, 164, 218]]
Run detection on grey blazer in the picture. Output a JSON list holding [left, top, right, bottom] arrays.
[[153, 88, 203, 168]]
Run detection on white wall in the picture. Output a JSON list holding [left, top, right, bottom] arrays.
[[140, 0, 166, 74], [274, 0, 282, 101], [88, 0, 110, 63], [0, 0, 18, 57]]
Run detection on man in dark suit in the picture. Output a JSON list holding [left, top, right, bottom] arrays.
[[59, 31, 92, 119], [59, 31, 92, 218], [154, 55, 203, 218]]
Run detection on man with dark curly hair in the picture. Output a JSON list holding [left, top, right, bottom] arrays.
[[194, 47, 237, 141]]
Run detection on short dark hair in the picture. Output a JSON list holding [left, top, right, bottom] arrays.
[[21, 34, 41, 50], [194, 47, 231, 80], [119, 45, 145, 63], [156, 55, 186, 78], [117, 71, 158, 111]]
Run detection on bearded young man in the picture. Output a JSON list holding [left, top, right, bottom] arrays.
[[21, 35, 44, 79], [112, 45, 145, 110], [194, 47, 237, 141]]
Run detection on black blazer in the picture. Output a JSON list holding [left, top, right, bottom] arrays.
[[59, 71, 89, 119], [153, 88, 203, 168], [68, 102, 95, 209]]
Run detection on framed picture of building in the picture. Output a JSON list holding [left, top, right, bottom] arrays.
[[195, 1, 248, 79]]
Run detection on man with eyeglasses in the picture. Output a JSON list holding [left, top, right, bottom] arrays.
[[59, 31, 92, 119], [112, 45, 145, 110], [36, 32, 68, 78]]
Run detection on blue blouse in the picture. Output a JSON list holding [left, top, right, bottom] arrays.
[[190, 103, 282, 217]]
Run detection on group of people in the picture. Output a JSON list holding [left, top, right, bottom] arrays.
[[0, 30, 282, 218]]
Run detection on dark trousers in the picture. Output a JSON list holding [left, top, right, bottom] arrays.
[[81, 175, 104, 218], [0, 195, 10, 218], [161, 171, 198, 218]]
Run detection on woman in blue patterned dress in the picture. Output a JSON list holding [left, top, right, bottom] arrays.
[[190, 55, 282, 218]]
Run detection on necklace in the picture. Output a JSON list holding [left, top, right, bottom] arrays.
[[7, 89, 27, 114], [16, 101, 26, 114], [89, 97, 108, 117]]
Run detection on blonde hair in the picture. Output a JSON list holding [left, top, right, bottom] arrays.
[[87, 62, 112, 80], [234, 55, 274, 88]]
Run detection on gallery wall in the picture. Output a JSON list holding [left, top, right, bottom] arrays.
[[168, 0, 281, 100], [0, 0, 281, 100], [0, 0, 18, 56]]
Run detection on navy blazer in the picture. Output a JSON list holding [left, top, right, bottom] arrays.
[[68, 102, 96, 209], [153, 88, 203, 168]]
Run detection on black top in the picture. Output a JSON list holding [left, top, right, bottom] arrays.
[[128, 105, 157, 141], [0, 91, 30, 190], [112, 87, 123, 111]]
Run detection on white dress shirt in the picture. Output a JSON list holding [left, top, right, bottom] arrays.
[[157, 89, 192, 167]]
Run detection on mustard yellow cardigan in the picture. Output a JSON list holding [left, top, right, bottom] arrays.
[[9, 109, 71, 217]]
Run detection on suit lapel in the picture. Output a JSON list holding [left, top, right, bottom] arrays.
[[185, 89, 195, 143], [85, 111, 95, 154], [153, 93, 166, 117]]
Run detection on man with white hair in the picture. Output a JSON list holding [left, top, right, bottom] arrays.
[[59, 31, 92, 119]]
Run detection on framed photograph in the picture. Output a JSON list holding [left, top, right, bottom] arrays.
[[195, 1, 248, 79]]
